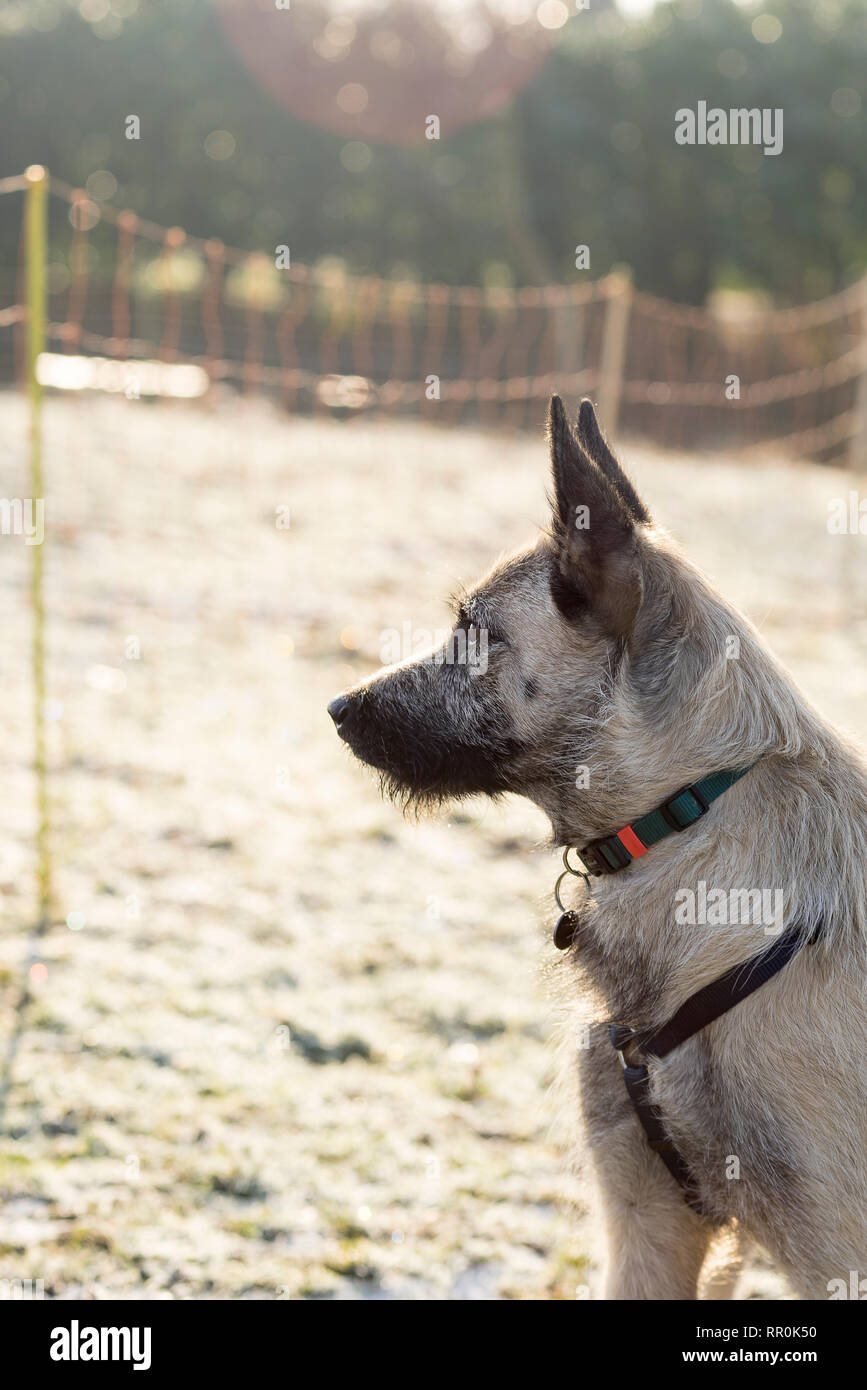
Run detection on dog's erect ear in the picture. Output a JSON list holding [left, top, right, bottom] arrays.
[[575, 398, 650, 524], [547, 395, 643, 636]]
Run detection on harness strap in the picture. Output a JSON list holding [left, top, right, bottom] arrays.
[[617, 1054, 704, 1210], [608, 919, 819, 1213]]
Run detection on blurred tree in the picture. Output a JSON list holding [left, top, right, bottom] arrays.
[[0, 0, 863, 305]]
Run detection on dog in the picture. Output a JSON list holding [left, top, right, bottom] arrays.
[[327, 396, 867, 1300]]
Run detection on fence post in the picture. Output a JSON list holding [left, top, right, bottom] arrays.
[[597, 268, 633, 435], [25, 164, 51, 925], [849, 273, 867, 470]]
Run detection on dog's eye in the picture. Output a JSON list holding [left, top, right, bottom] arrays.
[[455, 606, 507, 649], [462, 617, 506, 647]]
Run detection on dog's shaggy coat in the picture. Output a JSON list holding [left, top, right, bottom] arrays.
[[329, 397, 867, 1299]]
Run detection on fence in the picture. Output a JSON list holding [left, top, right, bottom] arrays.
[[0, 164, 865, 1038], [2, 167, 867, 468]]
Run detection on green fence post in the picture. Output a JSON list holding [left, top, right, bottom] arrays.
[[25, 164, 51, 926]]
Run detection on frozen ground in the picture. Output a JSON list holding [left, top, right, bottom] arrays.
[[0, 391, 864, 1299]]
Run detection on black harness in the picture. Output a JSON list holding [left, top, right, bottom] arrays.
[[553, 767, 820, 1212], [609, 923, 815, 1212]]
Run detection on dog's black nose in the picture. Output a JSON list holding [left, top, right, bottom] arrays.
[[327, 695, 350, 731]]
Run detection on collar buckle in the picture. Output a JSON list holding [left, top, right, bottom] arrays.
[[581, 833, 632, 876], [659, 781, 710, 833], [608, 1023, 647, 1069]]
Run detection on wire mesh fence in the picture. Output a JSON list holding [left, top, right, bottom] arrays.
[[1, 168, 866, 464]]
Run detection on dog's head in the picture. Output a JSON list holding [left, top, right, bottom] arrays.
[[328, 396, 750, 839]]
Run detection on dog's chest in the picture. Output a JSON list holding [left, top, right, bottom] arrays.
[[564, 904, 669, 1024]]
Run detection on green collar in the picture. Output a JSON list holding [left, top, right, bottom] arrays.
[[576, 764, 758, 876]]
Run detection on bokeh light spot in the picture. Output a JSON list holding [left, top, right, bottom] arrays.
[[85, 169, 118, 202], [536, 0, 568, 30], [751, 14, 782, 44], [716, 48, 747, 79], [69, 198, 101, 232], [336, 82, 369, 114], [822, 167, 854, 204], [611, 121, 642, 153], [340, 141, 371, 173], [831, 87, 860, 118], [79, 0, 110, 20], [204, 130, 236, 161]]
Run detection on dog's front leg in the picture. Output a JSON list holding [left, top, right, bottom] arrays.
[[579, 1023, 713, 1300]]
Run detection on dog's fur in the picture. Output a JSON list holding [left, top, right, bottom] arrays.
[[329, 397, 867, 1300]]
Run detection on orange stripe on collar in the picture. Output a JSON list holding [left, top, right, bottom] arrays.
[[616, 825, 647, 858]]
